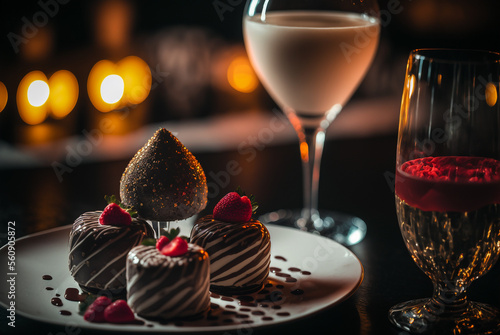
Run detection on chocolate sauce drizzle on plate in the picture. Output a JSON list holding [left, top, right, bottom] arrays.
[[64, 288, 88, 302], [45, 255, 313, 327], [51, 298, 63, 307]]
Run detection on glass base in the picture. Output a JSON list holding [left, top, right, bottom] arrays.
[[389, 299, 500, 334], [259, 209, 366, 246]]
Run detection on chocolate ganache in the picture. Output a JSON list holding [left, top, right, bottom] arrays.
[[190, 215, 271, 294], [68, 211, 154, 294], [126, 244, 210, 319]]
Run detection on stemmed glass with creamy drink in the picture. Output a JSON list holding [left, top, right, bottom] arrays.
[[243, 0, 380, 245], [389, 49, 500, 334]]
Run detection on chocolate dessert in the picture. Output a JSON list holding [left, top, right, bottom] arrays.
[[191, 215, 270, 294], [120, 128, 208, 221], [126, 243, 210, 319], [69, 211, 155, 294]]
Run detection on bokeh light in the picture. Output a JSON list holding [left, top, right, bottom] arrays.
[[101, 74, 125, 104], [17, 71, 49, 125], [118, 56, 151, 105], [88, 57, 151, 112], [0, 82, 8, 113], [27, 80, 50, 107], [227, 56, 258, 93], [485, 82, 497, 107], [88, 60, 119, 112], [49, 70, 79, 119]]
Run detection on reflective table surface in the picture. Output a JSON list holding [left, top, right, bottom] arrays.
[[2, 133, 500, 335]]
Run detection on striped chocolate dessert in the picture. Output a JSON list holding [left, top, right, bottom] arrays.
[[126, 244, 210, 319], [190, 215, 271, 294], [68, 211, 154, 294]]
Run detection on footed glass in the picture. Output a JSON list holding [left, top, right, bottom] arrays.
[[243, 0, 380, 245], [389, 49, 500, 334]]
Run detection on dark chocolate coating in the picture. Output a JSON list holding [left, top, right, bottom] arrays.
[[120, 128, 208, 221], [190, 215, 271, 295], [68, 211, 155, 293], [127, 244, 210, 319]]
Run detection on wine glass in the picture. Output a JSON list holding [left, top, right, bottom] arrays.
[[389, 49, 500, 334], [243, 0, 380, 245]]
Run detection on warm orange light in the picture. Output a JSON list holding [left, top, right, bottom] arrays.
[[227, 56, 258, 93], [88, 57, 151, 113], [17, 71, 49, 125], [300, 142, 309, 162], [88, 60, 120, 112], [118, 56, 151, 105], [485, 82, 497, 107], [49, 70, 79, 119], [408, 74, 416, 99], [0, 82, 8, 113]]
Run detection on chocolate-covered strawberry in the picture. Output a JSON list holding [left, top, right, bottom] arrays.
[[120, 128, 208, 222], [190, 189, 270, 295], [68, 195, 154, 294]]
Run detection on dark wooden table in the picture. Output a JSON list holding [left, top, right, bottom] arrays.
[[2, 133, 500, 335]]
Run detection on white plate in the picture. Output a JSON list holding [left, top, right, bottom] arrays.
[[0, 224, 363, 332]]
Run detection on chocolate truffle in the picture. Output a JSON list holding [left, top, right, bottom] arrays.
[[120, 128, 208, 221], [190, 215, 271, 294], [68, 211, 155, 294], [126, 244, 210, 319]]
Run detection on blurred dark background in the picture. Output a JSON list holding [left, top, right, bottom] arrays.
[[1, 3, 500, 334], [0, 0, 499, 147]]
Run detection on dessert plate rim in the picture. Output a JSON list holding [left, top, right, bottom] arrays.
[[0, 223, 363, 332]]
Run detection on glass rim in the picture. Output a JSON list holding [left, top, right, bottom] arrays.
[[411, 48, 500, 64]]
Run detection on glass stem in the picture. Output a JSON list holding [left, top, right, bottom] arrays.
[[155, 221, 171, 237], [427, 282, 469, 316], [299, 125, 326, 224]]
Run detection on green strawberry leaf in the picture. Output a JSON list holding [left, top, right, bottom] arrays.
[[161, 227, 180, 240], [104, 195, 118, 205], [236, 186, 245, 197], [104, 195, 138, 218], [124, 207, 138, 218], [160, 227, 189, 242], [141, 238, 157, 246]]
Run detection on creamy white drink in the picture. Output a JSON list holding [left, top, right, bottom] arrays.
[[244, 11, 379, 116]]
